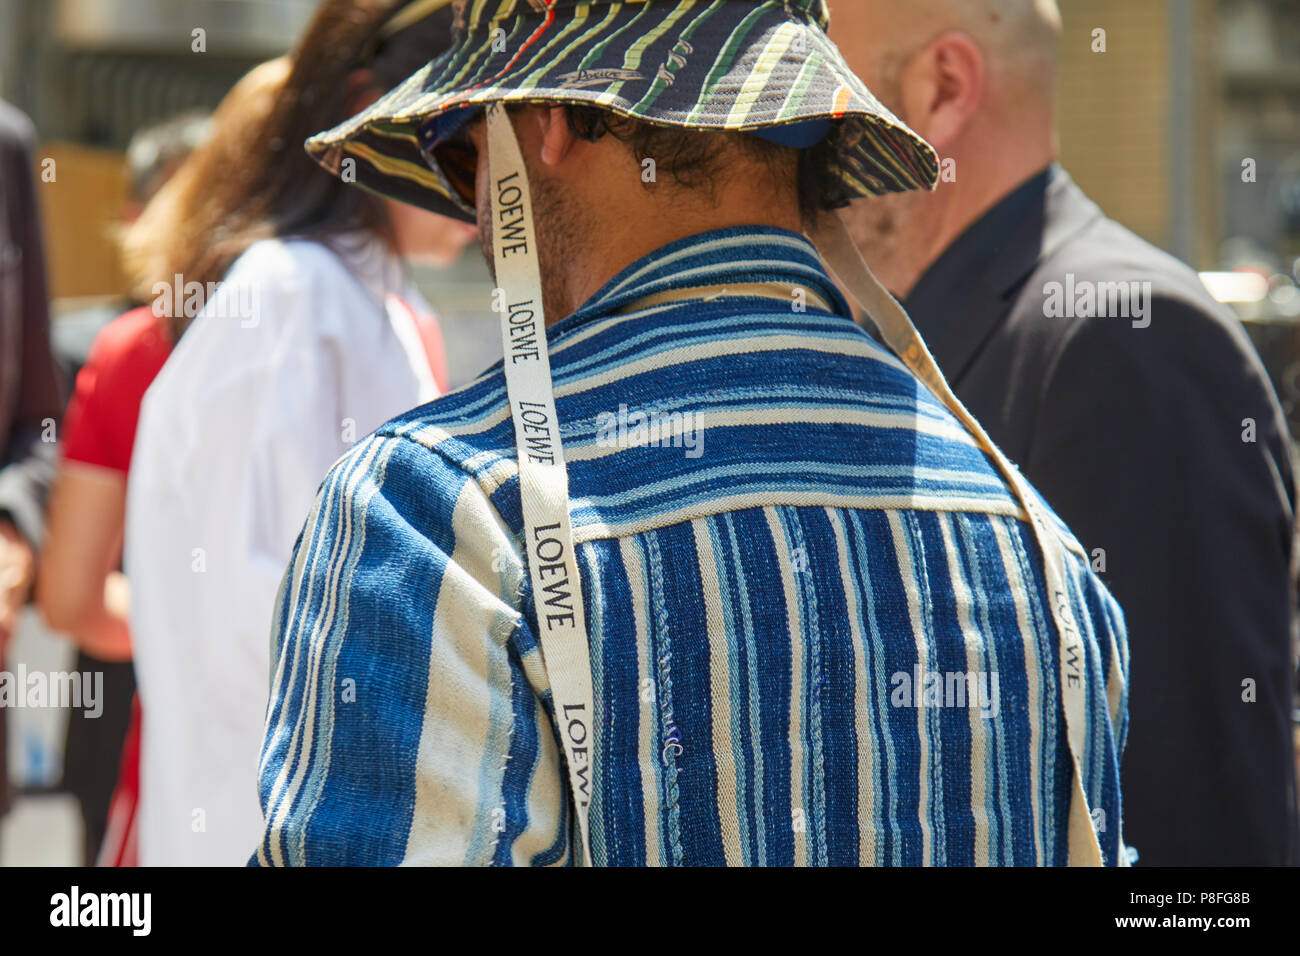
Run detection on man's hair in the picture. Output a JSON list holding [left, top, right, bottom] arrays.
[[563, 104, 839, 224]]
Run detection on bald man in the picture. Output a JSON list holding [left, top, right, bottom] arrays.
[[832, 0, 1300, 866]]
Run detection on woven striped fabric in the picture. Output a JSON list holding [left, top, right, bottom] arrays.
[[252, 227, 1129, 866], [306, 0, 939, 222]]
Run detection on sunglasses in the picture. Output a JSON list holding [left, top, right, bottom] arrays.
[[418, 107, 482, 213]]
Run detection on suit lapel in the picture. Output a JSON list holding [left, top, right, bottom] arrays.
[[911, 168, 1104, 386]]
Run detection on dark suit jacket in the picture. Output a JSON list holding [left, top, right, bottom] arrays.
[[0, 98, 63, 817], [905, 166, 1300, 866]]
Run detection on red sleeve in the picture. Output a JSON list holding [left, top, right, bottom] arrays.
[[61, 346, 119, 472], [417, 314, 450, 395], [61, 307, 171, 474]]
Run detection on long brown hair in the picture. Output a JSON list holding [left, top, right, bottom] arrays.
[[122, 0, 454, 337]]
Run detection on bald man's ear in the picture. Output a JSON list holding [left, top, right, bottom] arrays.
[[898, 30, 984, 151]]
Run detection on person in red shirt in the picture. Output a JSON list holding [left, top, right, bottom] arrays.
[[39, 306, 170, 865], [41, 306, 169, 653]]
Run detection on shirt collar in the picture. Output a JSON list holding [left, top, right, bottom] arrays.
[[548, 226, 854, 340]]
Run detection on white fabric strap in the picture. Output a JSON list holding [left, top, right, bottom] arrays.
[[487, 104, 595, 865], [810, 210, 1106, 866]]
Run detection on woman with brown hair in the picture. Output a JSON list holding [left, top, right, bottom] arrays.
[[118, 0, 473, 866]]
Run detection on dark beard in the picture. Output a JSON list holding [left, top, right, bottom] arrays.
[[478, 163, 586, 326], [531, 172, 586, 324]]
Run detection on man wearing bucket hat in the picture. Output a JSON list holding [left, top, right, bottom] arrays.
[[253, 0, 1129, 866]]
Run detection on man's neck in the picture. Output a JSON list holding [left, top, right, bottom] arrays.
[[546, 200, 804, 323], [879, 121, 1056, 299]]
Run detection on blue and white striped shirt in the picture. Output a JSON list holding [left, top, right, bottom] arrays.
[[253, 227, 1129, 866]]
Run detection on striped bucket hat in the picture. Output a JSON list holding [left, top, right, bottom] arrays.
[[307, 0, 939, 222]]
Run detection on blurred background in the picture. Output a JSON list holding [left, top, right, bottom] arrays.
[[0, 0, 1298, 863], [0, 0, 503, 383]]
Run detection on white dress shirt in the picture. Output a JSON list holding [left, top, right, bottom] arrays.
[[126, 234, 439, 866]]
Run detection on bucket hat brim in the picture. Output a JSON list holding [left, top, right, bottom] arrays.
[[308, 0, 940, 223]]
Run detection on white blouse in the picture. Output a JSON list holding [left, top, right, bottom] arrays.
[[125, 234, 440, 866]]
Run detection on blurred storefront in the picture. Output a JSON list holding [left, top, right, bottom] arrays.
[[1056, 0, 1300, 435], [2, 0, 312, 298], [1215, 0, 1300, 436]]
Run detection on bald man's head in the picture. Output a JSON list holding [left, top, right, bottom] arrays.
[[829, 0, 1064, 298], [832, 0, 1062, 115]]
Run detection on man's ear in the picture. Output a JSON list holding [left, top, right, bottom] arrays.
[[538, 106, 579, 167], [899, 30, 984, 150]]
